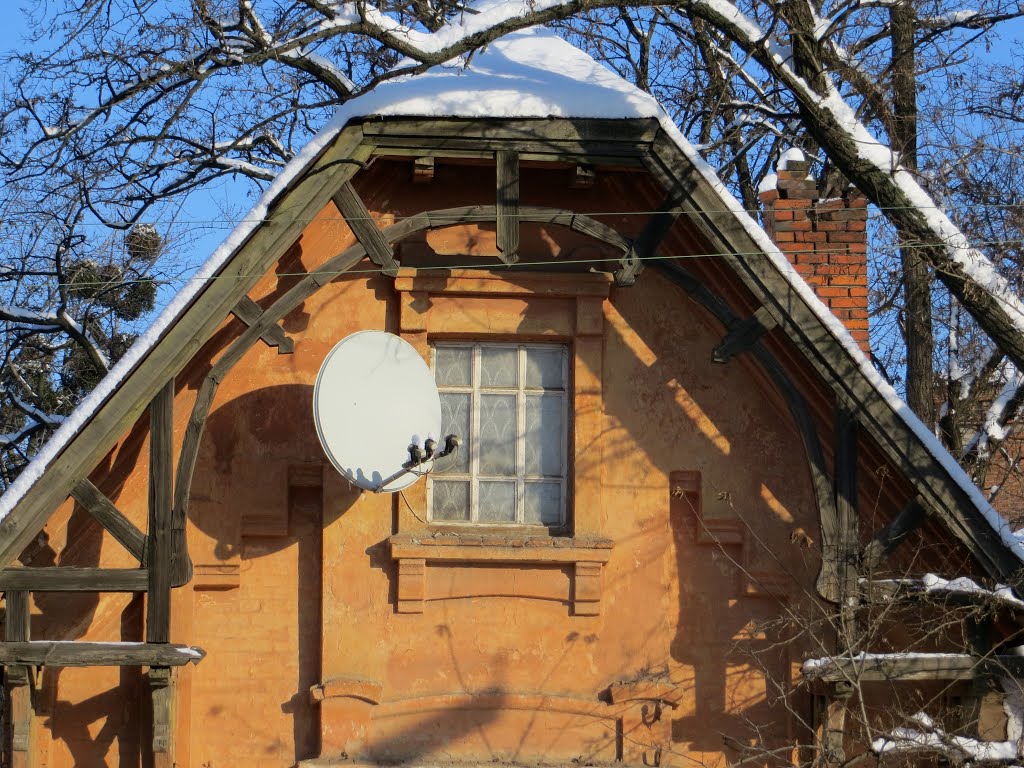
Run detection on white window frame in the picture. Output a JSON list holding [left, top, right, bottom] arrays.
[[428, 342, 569, 526]]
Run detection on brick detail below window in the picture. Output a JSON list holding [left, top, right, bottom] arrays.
[[759, 162, 870, 355]]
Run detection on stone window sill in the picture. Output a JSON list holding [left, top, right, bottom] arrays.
[[388, 532, 612, 615]]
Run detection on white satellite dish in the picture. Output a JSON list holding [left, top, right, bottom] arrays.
[[314, 330, 442, 492]]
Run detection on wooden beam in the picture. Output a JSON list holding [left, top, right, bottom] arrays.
[[332, 182, 399, 277], [4, 590, 32, 768], [804, 654, 1024, 682], [70, 479, 147, 562], [713, 306, 779, 363], [614, 195, 682, 287], [859, 577, 1023, 609], [834, 401, 860, 618], [147, 380, 174, 644], [0, 567, 147, 592], [150, 666, 175, 767], [230, 296, 293, 354], [496, 150, 520, 264], [361, 116, 658, 161], [359, 116, 661, 145], [412, 156, 434, 183], [169, 379, 219, 590], [0, 642, 203, 667], [861, 498, 928, 572]]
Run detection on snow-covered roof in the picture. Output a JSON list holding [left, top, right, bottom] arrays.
[[2, 28, 1022, 572]]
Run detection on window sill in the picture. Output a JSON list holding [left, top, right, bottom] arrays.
[[388, 533, 612, 615]]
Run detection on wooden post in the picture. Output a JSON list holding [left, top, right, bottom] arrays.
[[149, 666, 175, 768], [834, 400, 859, 643], [147, 379, 175, 765], [816, 683, 852, 768], [5, 590, 33, 768], [496, 150, 520, 264]]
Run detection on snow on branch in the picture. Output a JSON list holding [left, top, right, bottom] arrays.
[[872, 712, 1019, 762]]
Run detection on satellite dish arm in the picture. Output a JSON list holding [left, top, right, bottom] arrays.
[[373, 434, 461, 493]]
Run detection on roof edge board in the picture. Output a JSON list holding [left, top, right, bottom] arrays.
[[645, 134, 1022, 584], [0, 125, 369, 568], [357, 116, 662, 144]]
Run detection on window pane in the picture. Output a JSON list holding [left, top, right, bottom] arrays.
[[525, 394, 563, 476], [435, 346, 472, 387], [479, 394, 517, 475], [432, 480, 470, 521], [480, 346, 517, 388], [478, 481, 516, 522], [525, 347, 564, 390], [440, 392, 471, 473], [524, 483, 562, 525]]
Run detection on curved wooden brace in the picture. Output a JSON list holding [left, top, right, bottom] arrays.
[[661, 262, 842, 603], [173, 205, 838, 603], [173, 205, 635, 531]]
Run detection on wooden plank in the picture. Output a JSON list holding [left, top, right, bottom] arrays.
[[413, 156, 434, 183], [713, 306, 778, 363], [496, 150, 520, 264], [861, 498, 927, 571], [147, 380, 174, 644], [834, 401, 859, 636], [5, 592, 28, 642], [358, 116, 661, 144], [645, 130, 1024, 586], [0, 126, 370, 570], [70, 479, 147, 562], [0, 642, 203, 667], [803, 653, 1024, 682], [614, 195, 682, 287], [332, 182, 399, 277], [149, 666, 175, 765], [171, 375, 218, 585], [4, 592, 32, 767], [230, 295, 293, 354], [0, 568, 148, 592]]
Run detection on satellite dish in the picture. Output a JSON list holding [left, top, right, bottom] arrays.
[[314, 330, 442, 492]]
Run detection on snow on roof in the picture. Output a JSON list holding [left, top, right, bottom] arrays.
[[2, 28, 1023, 572]]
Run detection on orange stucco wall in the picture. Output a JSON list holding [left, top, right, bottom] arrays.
[[21, 159, 952, 767]]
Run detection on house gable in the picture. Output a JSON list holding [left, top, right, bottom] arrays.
[[1, 112, 1023, 767]]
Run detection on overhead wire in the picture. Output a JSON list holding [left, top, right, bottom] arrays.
[[28, 238, 1024, 291]]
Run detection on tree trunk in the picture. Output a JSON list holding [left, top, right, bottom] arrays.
[[892, 0, 934, 424]]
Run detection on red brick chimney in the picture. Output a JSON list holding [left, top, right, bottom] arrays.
[[758, 151, 870, 355]]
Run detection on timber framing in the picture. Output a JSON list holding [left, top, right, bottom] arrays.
[[803, 654, 1024, 683], [2, 116, 1023, 682], [2, 117, 1015, 598]]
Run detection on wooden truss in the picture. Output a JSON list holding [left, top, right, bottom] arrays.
[[1, 117, 1022, 765]]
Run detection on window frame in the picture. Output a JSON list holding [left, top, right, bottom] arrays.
[[428, 341, 570, 527]]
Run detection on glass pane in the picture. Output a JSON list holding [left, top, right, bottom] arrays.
[[480, 346, 517, 388], [525, 394, 563, 476], [479, 394, 517, 475], [479, 481, 516, 522], [435, 346, 472, 387], [524, 482, 562, 525], [525, 347, 564, 390], [440, 392, 471, 473], [432, 480, 470, 521]]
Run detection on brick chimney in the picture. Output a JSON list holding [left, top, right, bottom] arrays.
[[758, 151, 870, 355]]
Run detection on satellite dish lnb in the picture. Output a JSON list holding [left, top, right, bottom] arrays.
[[314, 330, 442, 492]]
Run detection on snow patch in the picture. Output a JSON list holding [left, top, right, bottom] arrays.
[[778, 147, 806, 169]]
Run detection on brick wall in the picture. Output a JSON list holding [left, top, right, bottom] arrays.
[[759, 156, 870, 354]]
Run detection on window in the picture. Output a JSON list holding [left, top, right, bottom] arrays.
[[429, 342, 568, 526]]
